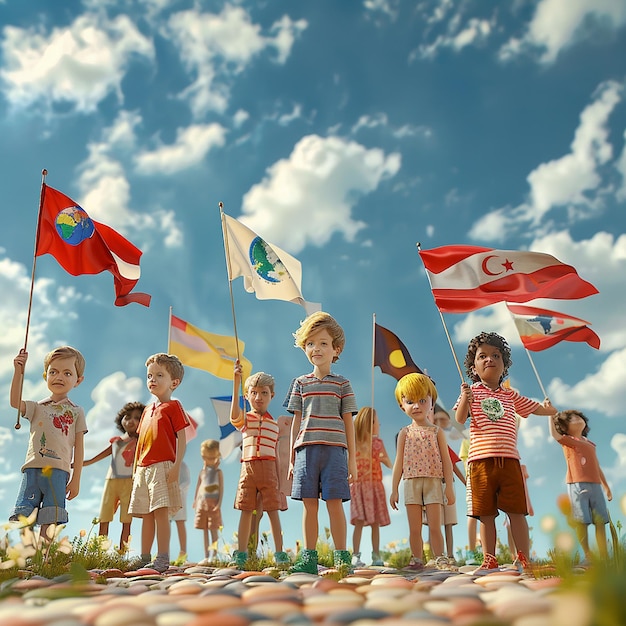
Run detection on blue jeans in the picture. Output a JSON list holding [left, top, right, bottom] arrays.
[[291, 444, 350, 501], [12, 468, 69, 525]]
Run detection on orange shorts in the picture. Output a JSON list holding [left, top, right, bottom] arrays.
[[234, 459, 281, 512], [467, 457, 527, 518]]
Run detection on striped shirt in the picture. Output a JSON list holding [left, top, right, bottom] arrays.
[[231, 410, 279, 461], [287, 372, 358, 449], [455, 382, 539, 462]]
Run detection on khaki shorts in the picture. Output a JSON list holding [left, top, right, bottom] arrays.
[[404, 476, 444, 506], [194, 503, 223, 531], [468, 457, 527, 518], [234, 459, 281, 512], [128, 461, 182, 516], [99, 477, 133, 523]]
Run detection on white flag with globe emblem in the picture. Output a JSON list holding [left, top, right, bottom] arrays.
[[222, 213, 321, 315]]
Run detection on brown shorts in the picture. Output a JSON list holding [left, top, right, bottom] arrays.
[[234, 459, 281, 512], [468, 457, 527, 518], [194, 504, 223, 530]]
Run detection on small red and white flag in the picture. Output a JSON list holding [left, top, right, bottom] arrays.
[[419, 245, 597, 313], [36, 185, 151, 307], [506, 303, 600, 351]]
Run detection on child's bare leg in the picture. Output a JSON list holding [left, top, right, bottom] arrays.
[[371, 524, 380, 555], [267, 510, 284, 552], [444, 524, 454, 557], [120, 522, 131, 550], [302, 498, 319, 549], [425, 502, 444, 556], [507, 513, 529, 556], [237, 510, 254, 553], [209, 528, 218, 554], [99, 522, 110, 537], [595, 523, 608, 558], [176, 520, 187, 555], [153, 507, 170, 555], [479, 515, 497, 556], [406, 504, 424, 559], [352, 521, 364, 554], [141, 513, 156, 555], [468, 517, 478, 551], [326, 499, 346, 550]]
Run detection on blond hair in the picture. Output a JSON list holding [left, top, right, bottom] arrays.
[[354, 407, 376, 446], [44, 346, 86, 378], [245, 371, 275, 394], [394, 373, 438, 407], [200, 439, 220, 455], [145, 353, 185, 382], [293, 311, 345, 362]]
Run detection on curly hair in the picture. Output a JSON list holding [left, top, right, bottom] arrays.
[[293, 311, 345, 362], [114, 401, 145, 433], [464, 331, 512, 383], [554, 409, 590, 437]]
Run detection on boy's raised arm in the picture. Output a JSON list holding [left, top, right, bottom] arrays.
[[10, 350, 28, 414], [230, 361, 244, 427]]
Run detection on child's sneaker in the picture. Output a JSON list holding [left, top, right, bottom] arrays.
[[274, 551, 290, 567], [471, 553, 500, 576], [512, 550, 531, 574], [228, 550, 248, 569], [351, 552, 366, 568], [403, 556, 424, 572], [334, 549, 353, 573], [146, 553, 170, 573], [290, 548, 318, 574], [371, 553, 384, 567]]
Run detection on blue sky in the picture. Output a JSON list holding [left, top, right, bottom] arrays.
[[1, 0, 625, 562]]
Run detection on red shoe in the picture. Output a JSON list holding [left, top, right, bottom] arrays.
[[513, 550, 531, 574], [471, 553, 500, 576]]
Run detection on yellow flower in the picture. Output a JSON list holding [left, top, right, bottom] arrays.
[[41, 466, 53, 478]]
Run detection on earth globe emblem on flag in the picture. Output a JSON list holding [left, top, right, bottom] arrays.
[[55, 206, 95, 246], [249, 236, 288, 284]]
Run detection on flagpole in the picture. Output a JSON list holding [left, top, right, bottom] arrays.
[[524, 348, 549, 399], [14, 169, 48, 430], [219, 203, 245, 400], [371, 313, 376, 410], [168, 306, 173, 352], [416, 243, 465, 383]]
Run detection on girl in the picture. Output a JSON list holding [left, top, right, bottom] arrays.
[[350, 407, 392, 567], [390, 373, 454, 571]]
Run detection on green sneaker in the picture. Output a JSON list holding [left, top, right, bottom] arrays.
[[289, 548, 318, 574], [274, 551, 290, 566], [334, 549, 352, 572], [228, 550, 248, 569]]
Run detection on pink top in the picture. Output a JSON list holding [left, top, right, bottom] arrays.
[[402, 423, 443, 479], [558, 435, 603, 484]]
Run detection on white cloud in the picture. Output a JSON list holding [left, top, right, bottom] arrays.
[[0, 14, 154, 114], [607, 433, 626, 483], [134, 123, 227, 175], [616, 130, 626, 201], [167, 5, 307, 117], [363, 0, 399, 20], [239, 134, 401, 253], [415, 16, 494, 61], [469, 81, 622, 241], [499, 0, 626, 64]]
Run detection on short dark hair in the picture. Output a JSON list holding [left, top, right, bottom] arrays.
[[554, 409, 590, 437], [115, 401, 145, 433], [464, 331, 512, 383]]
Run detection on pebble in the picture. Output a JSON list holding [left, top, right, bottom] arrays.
[[0, 561, 614, 626]]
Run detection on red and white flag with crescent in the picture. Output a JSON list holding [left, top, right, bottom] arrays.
[[418, 245, 598, 313]]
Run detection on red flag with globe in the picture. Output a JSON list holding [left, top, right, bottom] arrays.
[[36, 185, 151, 307]]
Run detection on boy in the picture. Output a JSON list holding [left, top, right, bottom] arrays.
[[287, 311, 358, 573], [129, 353, 190, 573], [550, 409, 612, 561], [193, 439, 223, 565], [455, 332, 556, 575], [229, 361, 289, 568], [10, 346, 87, 539]]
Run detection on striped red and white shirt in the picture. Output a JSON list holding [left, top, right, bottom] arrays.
[[455, 382, 539, 463], [231, 410, 279, 461]]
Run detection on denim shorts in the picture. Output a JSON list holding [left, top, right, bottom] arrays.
[[11, 468, 69, 525], [568, 482, 609, 525], [291, 444, 350, 501]]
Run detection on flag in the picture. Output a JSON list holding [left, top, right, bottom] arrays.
[[222, 212, 321, 315], [36, 185, 151, 307], [419, 245, 598, 313], [374, 323, 423, 380], [210, 395, 243, 460], [506, 304, 600, 351], [169, 314, 253, 381]]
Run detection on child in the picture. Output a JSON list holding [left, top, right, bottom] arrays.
[[193, 439, 223, 565], [170, 460, 191, 564], [287, 311, 358, 573], [390, 373, 455, 571], [10, 347, 87, 538], [83, 401, 144, 550], [229, 361, 289, 568], [550, 409, 612, 560], [455, 331, 556, 575], [350, 407, 392, 568], [128, 353, 190, 573], [430, 405, 466, 562]]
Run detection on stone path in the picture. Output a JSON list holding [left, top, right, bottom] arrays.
[[0, 562, 595, 626]]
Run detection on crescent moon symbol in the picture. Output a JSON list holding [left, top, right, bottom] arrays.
[[481, 255, 503, 277]]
